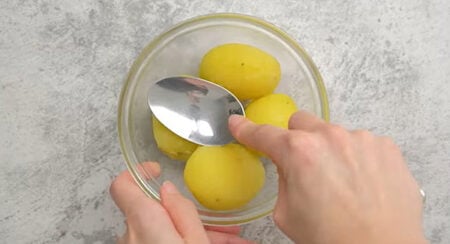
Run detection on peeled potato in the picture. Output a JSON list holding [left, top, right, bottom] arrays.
[[245, 93, 298, 129], [199, 43, 281, 100], [184, 144, 265, 210], [152, 117, 198, 161]]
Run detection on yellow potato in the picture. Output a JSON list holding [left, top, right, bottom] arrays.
[[245, 93, 298, 129], [199, 43, 281, 100], [152, 117, 198, 161], [184, 144, 265, 210]]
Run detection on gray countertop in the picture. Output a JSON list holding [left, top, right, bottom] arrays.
[[1, 1, 449, 243]]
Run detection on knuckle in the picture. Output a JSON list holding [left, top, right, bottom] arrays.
[[255, 124, 274, 134], [126, 211, 150, 233], [352, 129, 376, 144], [243, 124, 272, 141], [288, 111, 301, 125], [128, 198, 164, 222], [285, 133, 301, 149], [272, 205, 292, 233], [123, 202, 142, 221], [285, 132, 321, 155], [272, 210, 284, 228], [325, 124, 349, 140], [286, 132, 307, 150], [109, 171, 131, 196], [353, 129, 373, 138], [167, 193, 197, 212], [182, 198, 198, 212], [109, 176, 120, 196], [380, 136, 394, 144], [380, 136, 400, 151]]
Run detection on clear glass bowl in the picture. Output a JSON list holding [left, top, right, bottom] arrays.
[[118, 13, 329, 225]]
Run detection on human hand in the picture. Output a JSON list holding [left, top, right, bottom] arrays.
[[110, 162, 255, 244], [229, 111, 426, 244]]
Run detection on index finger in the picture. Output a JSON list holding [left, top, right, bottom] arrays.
[[228, 115, 287, 161], [110, 162, 161, 215]]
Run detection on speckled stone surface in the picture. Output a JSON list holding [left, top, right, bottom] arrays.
[[1, 1, 449, 243]]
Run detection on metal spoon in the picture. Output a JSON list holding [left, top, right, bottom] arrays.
[[148, 76, 245, 146]]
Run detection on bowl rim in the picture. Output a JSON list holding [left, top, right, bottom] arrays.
[[118, 12, 330, 225]]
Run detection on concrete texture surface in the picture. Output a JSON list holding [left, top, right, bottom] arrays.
[[1, 0, 449, 243]]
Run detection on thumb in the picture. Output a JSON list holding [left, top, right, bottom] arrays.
[[161, 181, 209, 244], [228, 114, 287, 162]]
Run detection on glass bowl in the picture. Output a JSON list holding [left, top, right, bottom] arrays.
[[118, 13, 329, 225]]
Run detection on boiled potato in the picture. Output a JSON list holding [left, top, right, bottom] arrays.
[[184, 144, 265, 210], [199, 43, 281, 100], [152, 117, 198, 161], [245, 93, 298, 129]]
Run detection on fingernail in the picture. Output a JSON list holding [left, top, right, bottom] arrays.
[[228, 114, 245, 128], [162, 181, 178, 194]]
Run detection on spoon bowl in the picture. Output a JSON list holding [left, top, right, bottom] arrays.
[[148, 76, 245, 146]]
